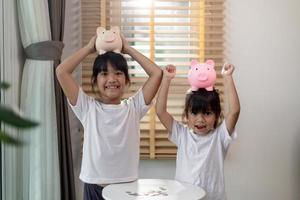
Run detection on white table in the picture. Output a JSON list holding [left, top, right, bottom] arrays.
[[102, 179, 206, 200]]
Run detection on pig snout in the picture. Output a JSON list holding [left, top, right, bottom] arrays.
[[196, 71, 208, 81], [104, 33, 116, 43]]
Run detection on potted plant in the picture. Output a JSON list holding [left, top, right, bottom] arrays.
[[0, 81, 38, 145]]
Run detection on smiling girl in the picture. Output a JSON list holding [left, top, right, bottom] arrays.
[[56, 33, 162, 200]]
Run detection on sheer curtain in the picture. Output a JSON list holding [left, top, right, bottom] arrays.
[[17, 0, 60, 199]]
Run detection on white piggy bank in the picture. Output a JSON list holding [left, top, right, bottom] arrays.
[[95, 26, 122, 55]]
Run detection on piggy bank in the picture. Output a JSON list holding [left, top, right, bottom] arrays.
[[188, 59, 216, 91], [95, 26, 122, 55]]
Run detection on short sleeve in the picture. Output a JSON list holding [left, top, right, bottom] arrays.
[[218, 120, 237, 150], [68, 88, 93, 122], [168, 120, 186, 146], [130, 88, 151, 119]]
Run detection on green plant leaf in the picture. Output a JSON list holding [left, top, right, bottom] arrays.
[[0, 105, 39, 128], [0, 81, 10, 90], [0, 130, 22, 145]]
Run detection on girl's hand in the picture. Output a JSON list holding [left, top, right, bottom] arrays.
[[164, 65, 176, 79], [85, 35, 97, 54], [222, 63, 235, 76], [120, 33, 130, 54]]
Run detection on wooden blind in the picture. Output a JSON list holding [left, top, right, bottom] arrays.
[[81, 0, 225, 159]]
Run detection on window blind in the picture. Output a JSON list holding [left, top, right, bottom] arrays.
[[81, 0, 225, 159]]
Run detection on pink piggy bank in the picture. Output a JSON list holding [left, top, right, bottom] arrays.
[[188, 59, 216, 91], [95, 26, 122, 55]]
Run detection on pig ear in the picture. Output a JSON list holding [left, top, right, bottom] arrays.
[[111, 26, 120, 33], [191, 59, 198, 67], [96, 27, 106, 35], [206, 59, 215, 68]]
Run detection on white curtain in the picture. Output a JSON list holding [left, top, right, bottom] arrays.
[[17, 0, 60, 199], [0, 0, 22, 199]]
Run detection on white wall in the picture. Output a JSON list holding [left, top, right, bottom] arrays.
[[224, 0, 300, 199], [140, 0, 300, 199]]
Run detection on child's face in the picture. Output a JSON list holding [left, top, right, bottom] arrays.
[[187, 111, 216, 135], [96, 62, 128, 104]]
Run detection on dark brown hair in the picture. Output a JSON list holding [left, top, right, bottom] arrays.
[[183, 88, 221, 128]]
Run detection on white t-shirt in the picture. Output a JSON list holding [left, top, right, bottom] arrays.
[[169, 120, 237, 200], [69, 88, 150, 184]]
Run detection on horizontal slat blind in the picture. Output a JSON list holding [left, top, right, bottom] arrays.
[[81, 0, 225, 159]]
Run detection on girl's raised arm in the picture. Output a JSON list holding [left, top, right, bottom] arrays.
[[155, 65, 176, 132], [121, 34, 162, 105], [56, 35, 97, 105], [222, 63, 240, 135]]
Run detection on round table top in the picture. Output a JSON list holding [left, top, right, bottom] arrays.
[[102, 179, 206, 200]]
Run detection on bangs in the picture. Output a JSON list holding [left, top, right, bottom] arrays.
[[93, 52, 128, 73], [184, 88, 221, 116], [189, 95, 212, 114], [109, 56, 129, 73]]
